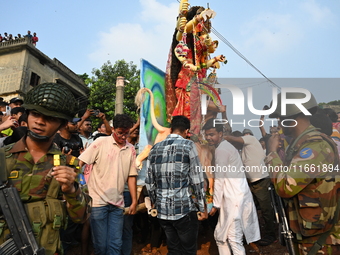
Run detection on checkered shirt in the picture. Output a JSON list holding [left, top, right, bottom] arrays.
[[145, 134, 205, 220]]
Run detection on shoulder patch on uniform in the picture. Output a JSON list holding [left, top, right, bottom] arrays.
[[299, 148, 312, 158]]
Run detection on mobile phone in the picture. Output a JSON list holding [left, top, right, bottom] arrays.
[[91, 110, 100, 116], [5, 106, 11, 115]]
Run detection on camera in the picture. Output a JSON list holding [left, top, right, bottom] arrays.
[[63, 146, 71, 154], [60, 140, 82, 154]]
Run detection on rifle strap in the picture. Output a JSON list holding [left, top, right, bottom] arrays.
[[46, 177, 61, 199], [307, 196, 340, 255], [0, 148, 7, 184]]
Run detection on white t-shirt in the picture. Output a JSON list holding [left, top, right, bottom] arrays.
[[241, 135, 269, 183]]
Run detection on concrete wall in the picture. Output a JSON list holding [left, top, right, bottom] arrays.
[[0, 49, 25, 94]]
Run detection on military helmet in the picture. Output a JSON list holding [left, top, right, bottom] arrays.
[[269, 91, 318, 118], [22, 83, 78, 121]]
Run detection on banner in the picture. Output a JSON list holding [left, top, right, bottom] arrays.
[[139, 59, 170, 153]]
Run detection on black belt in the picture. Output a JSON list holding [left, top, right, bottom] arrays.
[[250, 178, 266, 185]]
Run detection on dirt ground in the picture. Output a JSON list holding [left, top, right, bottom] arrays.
[[131, 221, 289, 255], [66, 209, 289, 255], [129, 213, 289, 255]]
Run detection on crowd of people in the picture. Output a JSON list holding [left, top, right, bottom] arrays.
[[1, 78, 340, 255], [0, 30, 38, 46], [0, 2, 339, 255], [0, 84, 143, 255]]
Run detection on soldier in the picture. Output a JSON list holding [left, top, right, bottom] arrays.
[[0, 83, 89, 255], [265, 91, 340, 254]]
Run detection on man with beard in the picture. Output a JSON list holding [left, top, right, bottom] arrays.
[[54, 117, 83, 157], [78, 118, 94, 149], [53, 117, 85, 252]]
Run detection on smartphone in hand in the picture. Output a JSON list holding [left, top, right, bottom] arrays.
[[5, 106, 11, 116]]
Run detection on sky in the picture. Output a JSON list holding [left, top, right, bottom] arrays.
[[3, 0, 340, 137]]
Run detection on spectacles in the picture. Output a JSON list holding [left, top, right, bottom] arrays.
[[115, 131, 129, 138]]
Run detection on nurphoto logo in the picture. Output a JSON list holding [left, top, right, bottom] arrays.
[[201, 84, 313, 128]]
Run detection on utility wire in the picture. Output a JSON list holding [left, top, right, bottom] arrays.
[[79, 2, 281, 107], [211, 27, 281, 91]]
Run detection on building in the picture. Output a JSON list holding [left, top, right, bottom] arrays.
[[0, 37, 89, 113]]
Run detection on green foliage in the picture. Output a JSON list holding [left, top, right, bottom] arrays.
[[327, 100, 340, 105], [318, 100, 340, 108], [78, 73, 90, 83], [86, 60, 140, 122]]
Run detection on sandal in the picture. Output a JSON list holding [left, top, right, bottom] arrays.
[[257, 236, 277, 246], [141, 243, 152, 253], [151, 248, 161, 255]]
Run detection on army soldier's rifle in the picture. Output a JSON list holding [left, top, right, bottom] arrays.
[[0, 148, 45, 255], [0, 186, 45, 255], [269, 184, 296, 255]]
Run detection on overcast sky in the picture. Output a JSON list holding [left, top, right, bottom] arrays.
[[4, 0, 340, 136]]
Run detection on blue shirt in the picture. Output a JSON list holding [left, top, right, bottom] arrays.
[[145, 134, 205, 220], [79, 134, 94, 149]]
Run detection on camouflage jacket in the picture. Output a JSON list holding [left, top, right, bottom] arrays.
[[2, 136, 88, 224], [265, 125, 340, 244]]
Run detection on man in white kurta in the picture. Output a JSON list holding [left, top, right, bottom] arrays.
[[203, 119, 260, 255]]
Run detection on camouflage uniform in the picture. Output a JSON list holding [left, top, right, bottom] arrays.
[[265, 125, 340, 254], [0, 137, 88, 255]]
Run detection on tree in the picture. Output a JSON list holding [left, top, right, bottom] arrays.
[[86, 60, 140, 122], [319, 100, 340, 107], [78, 73, 90, 83]]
